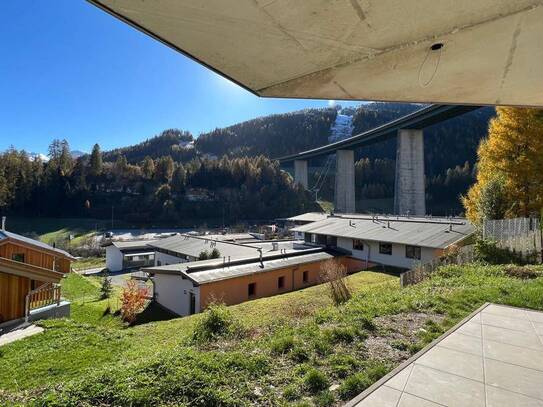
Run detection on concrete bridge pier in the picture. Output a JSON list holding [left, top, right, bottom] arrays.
[[335, 150, 355, 213], [294, 159, 308, 189], [394, 129, 426, 216]]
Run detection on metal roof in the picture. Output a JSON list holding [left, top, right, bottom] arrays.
[[292, 216, 474, 249], [147, 234, 260, 259], [106, 240, 157, 251], [287, 212, 329, 223], [146, 250, 334, 285], [88, 0, 543, 107], [0, 230, 75, 260]]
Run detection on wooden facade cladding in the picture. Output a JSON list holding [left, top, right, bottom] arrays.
[[0, 241, 71, 273], [0, 272, 30, 323]]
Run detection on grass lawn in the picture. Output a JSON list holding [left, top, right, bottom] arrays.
[[1, 263, 543, 406], [4, 216, 113, 246], [72, 257, 106, 271]]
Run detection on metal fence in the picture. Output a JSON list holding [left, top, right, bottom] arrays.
[[400, 245, 475, 287], [482, 217, 542, 261]]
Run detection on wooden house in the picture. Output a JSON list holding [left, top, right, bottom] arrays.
[[0, 229, 74, 326]]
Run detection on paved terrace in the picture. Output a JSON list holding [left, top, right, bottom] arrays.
[[348, 303, 543, 407]]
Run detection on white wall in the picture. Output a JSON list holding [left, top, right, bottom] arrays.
[[338, 237, 437, 269], [106, 246, 124, 272], [154, 251, 189, 267], [153, 274, 200, 316]]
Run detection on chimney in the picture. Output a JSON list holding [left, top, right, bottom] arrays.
[[1, 216, 5, 231]]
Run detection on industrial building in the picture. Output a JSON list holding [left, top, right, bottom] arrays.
[[292, 214, 475, 269], [145, 248, 363, 317]]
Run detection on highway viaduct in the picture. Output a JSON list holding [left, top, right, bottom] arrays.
[[278, 104, 481, 215]]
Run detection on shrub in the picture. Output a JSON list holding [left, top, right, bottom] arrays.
[[338, 373, 372, 400], [314, 390, 335, 406], [474, 239, 524, 265], [198, 250, 210, 260], [270, 335, 295, 355], [119, 281, 147, 324], [99, 273, 113, 300], [323, 326, 359, 344], [289, 345, 310, 362], [320, 260, 351, 305], [303, 368, 329, 394], [192, 303, 237, 341], [283, 384, 301, 401], [329, 355, 359, 378], [210, 248, 221, 259]]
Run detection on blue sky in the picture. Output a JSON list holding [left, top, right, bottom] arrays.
[[0, 1, 363, 154]]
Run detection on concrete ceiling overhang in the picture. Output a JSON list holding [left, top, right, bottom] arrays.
[[88, 0, 543, 107]]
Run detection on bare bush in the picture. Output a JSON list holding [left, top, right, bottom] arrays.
[[120, 281, 148, 324], [320, 259, 351, 305]]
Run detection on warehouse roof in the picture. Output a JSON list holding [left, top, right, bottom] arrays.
[[292, 215, 474, 249], [145, 248, 334, 285], [287, 212, 329, 223], [147, 234, 260, 259], [0, 230, 75, 260]]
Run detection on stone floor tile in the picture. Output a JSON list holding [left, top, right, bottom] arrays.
[[355, 385, 401, 406], [481, 312, 536, 333], [486, 385, 543, 407], [482, 325, 543, 351], [484, 339, 543, 372], [456, 321, 482, 338], [526, 310, 543, 324], [483, 304, 528, 319], [404, 364, 485, 407], [384, 364, 413, 391], [485, 358, 543, 400], [398, 392, 443, 406], [438, 331, 483, 356], [416, 346, 484, 381]]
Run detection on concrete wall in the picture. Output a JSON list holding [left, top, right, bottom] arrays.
[[154, 273, 200, 316], [335, 150, 355, 213], [154, 251, 189, 267], [106, 246, 124, 272], [394, 129, 426, 216]]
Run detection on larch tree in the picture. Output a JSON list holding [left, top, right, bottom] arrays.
[[463, 107, 543, 224]]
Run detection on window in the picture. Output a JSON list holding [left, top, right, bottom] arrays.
[[406, 245, 421, 260], [302, 271, 309, 283], [12, 253, 25, 263], [157, 260, 162, 266], [353, 239, 364, 251], [278, 276, 285, 289], [379, 243, 392, 255], [248, 282, 256, 297]]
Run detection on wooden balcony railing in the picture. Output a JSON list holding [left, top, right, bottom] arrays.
[[25, 283, 62, 322]]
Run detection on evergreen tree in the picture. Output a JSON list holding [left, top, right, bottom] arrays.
[[89, 143, 103, 177], [171, 165, 186, 194], [142, 156, 155, 179], [100, 273, 113, 300]]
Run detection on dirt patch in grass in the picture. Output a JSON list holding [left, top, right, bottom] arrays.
[[364, 312, 445, 364], [504, 266, 543, 280]]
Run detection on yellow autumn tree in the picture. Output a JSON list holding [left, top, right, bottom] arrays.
[[463, 107, 543, 224]]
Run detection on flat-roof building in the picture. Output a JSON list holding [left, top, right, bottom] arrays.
[[103, 240, 156, 272], [292, 214, 475, 269], [145, 248, 363, 317], [147, 234, 262, 267]]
